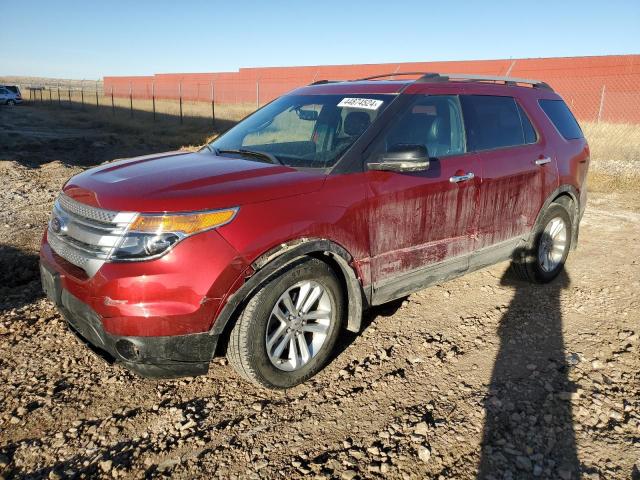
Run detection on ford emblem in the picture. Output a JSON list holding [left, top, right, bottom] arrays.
[[51, 216, 67, 234]]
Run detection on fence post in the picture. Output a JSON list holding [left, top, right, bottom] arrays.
[[95, 80, 99, 108], [57, 82, 61, 105], [81, 81, 85, 109], [111, 86, 115, 115], [152, 81, 156, 122], [68, 88, 71, 106], [129, 83, 134, 117], [210, 81, 215, 126], [40, 89, 43, 102], [179, 82, 183, 124], [256, 79, 260, 109], [49, 88, 52, 103], [597, 84, 606, 123]]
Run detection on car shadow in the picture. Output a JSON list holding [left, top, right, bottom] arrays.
[[329, 296, 407, 361], [477, 268, 579, 479], [0, 244, 44, 312]]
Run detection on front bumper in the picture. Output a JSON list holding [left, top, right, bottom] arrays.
[[41, 263, 218, 378]]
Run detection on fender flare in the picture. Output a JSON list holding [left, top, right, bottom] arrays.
[[209, 238, 365, 337], [530, 184, 581, 248]]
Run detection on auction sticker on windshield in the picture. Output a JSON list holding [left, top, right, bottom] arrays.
[[337, 98, 384, 110]]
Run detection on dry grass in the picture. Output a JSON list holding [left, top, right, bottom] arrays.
[[11, 93, 640, 193], [582, 121, 640, 192]]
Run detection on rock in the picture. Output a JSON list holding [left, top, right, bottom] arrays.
[[366, 446, 380, 456], [99, 460, 112, 473], [592, 360, 604, 370], [516, 456, 532, 471], [418, 446, 431, 463], [414, 422, 429, 436], [254, 460, 268, 470], [157, 458, 181, 471], [341, 470, 358, 480], [558, 468, 572, 479]]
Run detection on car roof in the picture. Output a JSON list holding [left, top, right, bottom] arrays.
[[291, 73, 559, 99]]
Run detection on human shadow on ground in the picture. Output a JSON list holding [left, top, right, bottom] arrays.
[[477, 268, 580, 479], [0, 244, 43, 312]]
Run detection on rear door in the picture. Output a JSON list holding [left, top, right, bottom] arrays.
[[365, 93, 481, 301], [460, 94, 554, 250]]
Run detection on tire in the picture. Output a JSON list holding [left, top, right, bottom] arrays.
[[227, 257, 345, 389], [512, 202, 572, 283]]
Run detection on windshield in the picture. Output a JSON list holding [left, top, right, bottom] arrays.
[[208, 94, 392, 169]]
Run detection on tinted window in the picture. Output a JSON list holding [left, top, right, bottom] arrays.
[[517, 103, 537, 144], [539, 99, 583, 140], [461, 95, 527, 151], [380, 95, 466, 157]]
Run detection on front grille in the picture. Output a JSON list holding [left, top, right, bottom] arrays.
[[47, 195, 137, 277]]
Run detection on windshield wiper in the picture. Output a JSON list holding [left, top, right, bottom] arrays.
[[216, 148, 283, 165]]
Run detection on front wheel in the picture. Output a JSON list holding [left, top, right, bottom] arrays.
[[227, 258, 344, 389], [512, 202, 572, 283], [6, 100, 15, 106]]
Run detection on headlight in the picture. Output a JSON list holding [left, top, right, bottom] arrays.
[[110, 208, 238, 261]]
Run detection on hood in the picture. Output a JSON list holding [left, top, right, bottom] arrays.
[[63, 151, 326, 213]]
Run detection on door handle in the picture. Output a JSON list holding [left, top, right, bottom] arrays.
[[449, 172, 475, 183], [534, 156, 552, 166]]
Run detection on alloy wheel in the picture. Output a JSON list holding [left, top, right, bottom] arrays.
[[265, 280, 332, 371]]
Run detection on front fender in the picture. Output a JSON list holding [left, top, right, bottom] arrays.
[[210, 238, 366, 337]]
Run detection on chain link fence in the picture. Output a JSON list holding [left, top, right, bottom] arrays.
[[3, 71, 639, 191]]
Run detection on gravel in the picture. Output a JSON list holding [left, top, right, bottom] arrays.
[[1, 106, 639, 479]]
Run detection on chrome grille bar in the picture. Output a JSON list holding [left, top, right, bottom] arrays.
[[47, 194, 137, 277]]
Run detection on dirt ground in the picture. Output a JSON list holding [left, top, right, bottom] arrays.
[[0, 104, 639, 480]]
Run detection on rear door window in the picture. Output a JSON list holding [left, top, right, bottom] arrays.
[[539, 99, 583, 140], [460, 95, 526, 151], [381, 95, 466, 158], [517, 103, 538, 144]]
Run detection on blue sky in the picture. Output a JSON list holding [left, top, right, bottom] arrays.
[[1, 0, 638, 79]]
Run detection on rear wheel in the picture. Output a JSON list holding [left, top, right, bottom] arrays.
[[227, 258, 344, 389], [512, 202, 572, 283]]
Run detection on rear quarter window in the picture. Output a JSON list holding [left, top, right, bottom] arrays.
[[539, 99, 584, 140]]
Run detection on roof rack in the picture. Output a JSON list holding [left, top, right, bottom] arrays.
[[308, 79, 338, 85], [433, 73, 552, 90], [347, 71, 552, 91], [354, 72, 441, 81]]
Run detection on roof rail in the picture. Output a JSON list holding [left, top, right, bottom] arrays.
[[308, 72, 553, 91], [349, 71, 552, 91], [354, 72, 441, 81], [432, 73, 553, 90]]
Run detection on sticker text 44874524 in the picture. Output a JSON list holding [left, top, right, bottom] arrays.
[[337, 98, 384, 111]]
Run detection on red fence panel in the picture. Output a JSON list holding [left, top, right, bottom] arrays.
[[102, 55, 640, 123]]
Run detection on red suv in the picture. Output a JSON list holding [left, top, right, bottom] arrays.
[[40, 73, 589, 389]]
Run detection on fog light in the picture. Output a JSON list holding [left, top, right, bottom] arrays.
[[115, 339, 141, 361]]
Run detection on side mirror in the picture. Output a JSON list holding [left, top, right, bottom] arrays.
[[368, 144, 430, 172]]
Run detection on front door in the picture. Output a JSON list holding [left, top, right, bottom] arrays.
[[365, 94, 481, 303]]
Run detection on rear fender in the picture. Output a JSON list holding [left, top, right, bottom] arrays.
[[529, 185, 581, 250]]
